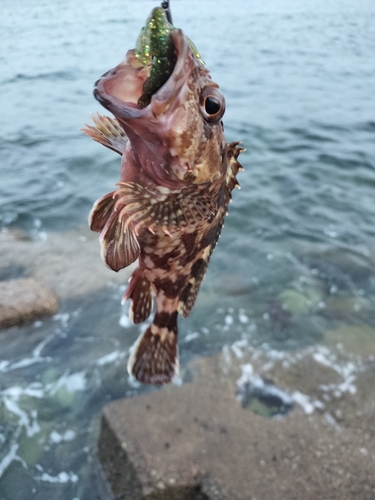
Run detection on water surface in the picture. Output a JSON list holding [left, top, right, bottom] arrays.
[[1, 0, 375, 498]]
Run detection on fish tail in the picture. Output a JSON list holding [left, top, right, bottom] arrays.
[[127, 311, 178, 385]]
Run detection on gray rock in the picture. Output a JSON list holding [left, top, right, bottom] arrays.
[[98, 370, 375, 500], [0, 277, 59, 329], [0, 227, 132, 299]]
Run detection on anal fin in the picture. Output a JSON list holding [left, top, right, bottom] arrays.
[[122, 269, 153, 324]]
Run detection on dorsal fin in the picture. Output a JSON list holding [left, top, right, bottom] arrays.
[[113, 182, 217, 234], [225, 142, 245, 195], [82, 113, 128, 155], [178, 143, 245, 317]]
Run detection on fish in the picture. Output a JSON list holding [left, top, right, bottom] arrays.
[[83, 6, 244, 385]]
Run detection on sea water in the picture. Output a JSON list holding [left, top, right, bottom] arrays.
[[1, 0, 374, 498]]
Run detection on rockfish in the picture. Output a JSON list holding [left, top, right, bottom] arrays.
[[83, 6, 244, 384]]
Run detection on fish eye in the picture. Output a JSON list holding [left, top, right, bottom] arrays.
[[205, 96, 221, 115], [200, 87, 225, 123]]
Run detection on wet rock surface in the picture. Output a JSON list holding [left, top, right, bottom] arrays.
[[0, 277, 59, 329], [98, 346, 375, 500], [0, 228, 132, 300]]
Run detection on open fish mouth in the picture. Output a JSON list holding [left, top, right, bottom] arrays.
[[91, 8, 226, 189], [93, 29, 192, 123]]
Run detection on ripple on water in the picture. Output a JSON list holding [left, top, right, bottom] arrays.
[[1, 0, 375, 497]]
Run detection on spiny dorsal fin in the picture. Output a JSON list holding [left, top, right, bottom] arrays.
[[226, 142, 245, 194], [114, 182, 217, 234], [179, 144, 245, 317], [82, 113, 128, 155]]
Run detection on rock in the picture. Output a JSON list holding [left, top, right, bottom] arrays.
[[17, 421, 53, 466], [325, 323, 375, 356], [278, 277, 324, 316], [0, 227, 133, 299], [324, 295, 370, 317], [98, 365, 375, 500], [279, 289, 310, 314], [0, 277, 59, 329]]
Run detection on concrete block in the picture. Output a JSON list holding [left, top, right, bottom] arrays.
[[98, 375, 375, 500]]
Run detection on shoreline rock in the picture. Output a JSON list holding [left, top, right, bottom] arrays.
[[0, 277, 59, 329], [98, 351, 375, 500], [0, 227, 133, 300]]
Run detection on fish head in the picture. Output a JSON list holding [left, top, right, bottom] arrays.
[[94, 8, 227, 189]]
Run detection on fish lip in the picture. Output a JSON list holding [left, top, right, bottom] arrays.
[[93, 29, 192, 121]]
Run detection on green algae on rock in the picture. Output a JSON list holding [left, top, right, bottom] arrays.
[[325, 323, 375, 356]]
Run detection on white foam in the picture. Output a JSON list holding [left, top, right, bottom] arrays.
[[48, 371, 86, 395], [0, 361, 10, 372], [239, 312, 249, 324], [225, 315, 234, 326], [231, 343, 244, 359], [49, 430, 76, 444], [3, 333, 55, 373], [184, 332, 200, 343], [324, 412, 341, 432], [291, 391, 314, 414], [2, 390, 41, 437], [0, 444, 20, 478], [37, 471, 78, 483], [96, 350, 126, 366], [119, 313, 132, 328], [221, 345, 231, 369]]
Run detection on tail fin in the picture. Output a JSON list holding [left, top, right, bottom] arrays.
[[127, 312, 178, 385]]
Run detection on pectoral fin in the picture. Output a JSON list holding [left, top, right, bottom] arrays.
[[90, 191, 140, 272], [100, 208, 140, 272], [82, 113, 128, 155], [114, 182, 217, 234], [89, 191, 117, 232]]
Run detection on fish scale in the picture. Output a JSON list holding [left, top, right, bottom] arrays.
[[83, 8, 244, 384]]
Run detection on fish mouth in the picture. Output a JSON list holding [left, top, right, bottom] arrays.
[[93, 29, 192, 130], [94, 29, 197, 188]]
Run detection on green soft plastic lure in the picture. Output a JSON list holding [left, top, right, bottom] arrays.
[[135, 7, 203, 108]]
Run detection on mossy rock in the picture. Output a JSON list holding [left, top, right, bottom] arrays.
[[324, 296, 370, 316], [279, 289, 310, 315], [17, 421, 53, 466], [245, 397, 279, 418], [41, 367, 61, 385], [51, 386, 77, 409], [325, 324, 375, 356], [278, 276, 324, 316]]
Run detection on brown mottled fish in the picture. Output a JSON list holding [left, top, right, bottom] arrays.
[[83, 6, 244, 385]]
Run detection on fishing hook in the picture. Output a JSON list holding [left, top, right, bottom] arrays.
[[161, 0, 173, 25]]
